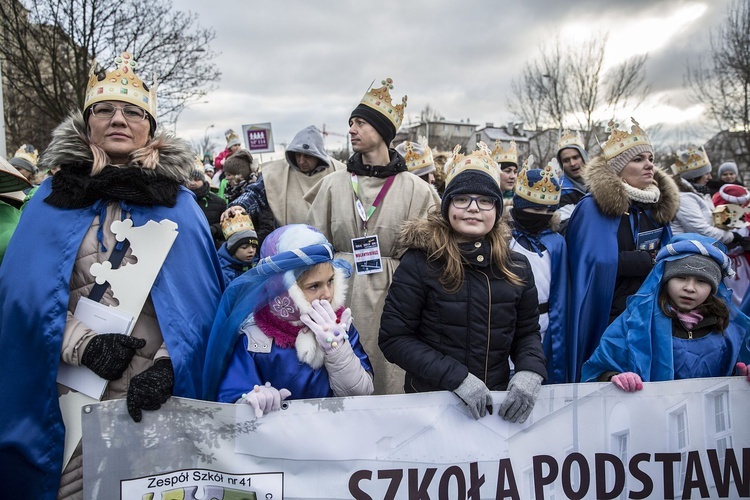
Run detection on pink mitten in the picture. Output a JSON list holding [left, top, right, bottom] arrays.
[[300, 300, 350, 353], [239, 382, 292, 418], [736, 362, 750, 383], [611, 372, 643, 392]]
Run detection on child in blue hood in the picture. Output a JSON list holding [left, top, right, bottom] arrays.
[[582, 233, 750, 390]]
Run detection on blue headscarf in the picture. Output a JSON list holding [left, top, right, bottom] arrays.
[[582, 233, 750, 382], [203, 224, 351, 400]]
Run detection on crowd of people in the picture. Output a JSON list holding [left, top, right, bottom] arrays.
[[1, 51, 749, 498]]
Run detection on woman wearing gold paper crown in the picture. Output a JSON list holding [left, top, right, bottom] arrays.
[[379, 143, 546, 423], [0, 52, 224, 498], [566, 118, 679, 383], [306, 78, 440, 395]]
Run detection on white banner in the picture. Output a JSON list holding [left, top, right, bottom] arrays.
[[81, 378, 750, 499]]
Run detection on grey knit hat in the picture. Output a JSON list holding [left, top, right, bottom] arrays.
[[718, 161, 738, 177], [662, 254, 722, 295], [608, 144, 653, 175]]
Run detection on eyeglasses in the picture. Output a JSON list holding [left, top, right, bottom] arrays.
[[451, 195, 496, 211], [90, 102, 148, 121]]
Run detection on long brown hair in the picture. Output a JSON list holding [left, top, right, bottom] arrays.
[[658, 285, 729, 332], [423, 212, 522, 293]]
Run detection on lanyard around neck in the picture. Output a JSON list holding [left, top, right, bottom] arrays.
[[351, 173, 396, 236]]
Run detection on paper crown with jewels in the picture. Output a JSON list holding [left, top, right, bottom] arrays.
[[84, 52, 157, 118], [444, 142, 500, 187], [221, 212, 256, 240], [558, 130, 585, 151], [225, 129, 241, 148], [600, 118, 651, 161], [671, 146, 711, 177], [491, 140, 518, 165], [513, 155, 562, 206], [357, 78, 407, 130], [713, 184, 750, 229], [396, 136, 435, 176]]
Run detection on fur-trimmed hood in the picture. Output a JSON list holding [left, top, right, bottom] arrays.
[[583, 155, 679, 224], [398, 211, 512, 253], [38, 111, 195, 183], [672, 174, 701, 194]]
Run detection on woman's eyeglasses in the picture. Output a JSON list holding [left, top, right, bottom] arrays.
[[451, 195, 496, 211], [90, 103, 148, 121]]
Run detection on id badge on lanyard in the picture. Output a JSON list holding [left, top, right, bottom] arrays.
[[350, 173, 394, 274]]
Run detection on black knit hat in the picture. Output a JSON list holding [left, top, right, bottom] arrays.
[[350, 104, 396, 146], [441, 170, 503, 220]]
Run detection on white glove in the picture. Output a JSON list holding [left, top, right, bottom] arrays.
[[300, 300, 351, 353], [238, 382, 291, 418]]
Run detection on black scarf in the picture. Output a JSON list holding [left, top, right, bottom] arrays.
[[510, 208, 554, 235], [347, 149, 407, 178], [690, 182, 711, 196], [44, 162, 181, 208]]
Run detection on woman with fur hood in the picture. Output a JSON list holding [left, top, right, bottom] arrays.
[[0, 52, 224, 499], [566, 119, 679, 383], [379, 144, 547, 424]]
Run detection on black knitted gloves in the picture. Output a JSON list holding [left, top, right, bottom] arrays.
[[81, 334, 146, 380], [127, 358, 174, 422]]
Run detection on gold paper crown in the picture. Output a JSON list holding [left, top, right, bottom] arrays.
[[400, 136, 434, 173], [713, 204, 750, 230], [221, 212, 256, 240], [358, 78, 407, 130], [12, 144, 38, 167], [444, 142, 500, 188], [491, 140, 518, 165], [671, 146, 710, 176], [601, 118, 651, 161], [558, 130, 585, 151], [84, 52, 157, 118], [225, 129, 241, 146], [514, 155, 562, 206]]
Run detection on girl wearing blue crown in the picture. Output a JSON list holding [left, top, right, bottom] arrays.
[[379, 144, 546, 424], [582, 233, 750, 388], [203, 224, 374, 416], [508, 157, 569, 384]]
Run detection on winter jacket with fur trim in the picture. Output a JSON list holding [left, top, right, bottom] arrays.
[[379, 217, 547, 393]]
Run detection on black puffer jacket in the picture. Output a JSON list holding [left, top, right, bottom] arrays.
[[379, 216, 546, 393], [191, 181, 227, 248]]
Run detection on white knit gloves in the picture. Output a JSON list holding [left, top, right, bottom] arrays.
[[238, 382, 292, 418], [300, 300, 351, 353]]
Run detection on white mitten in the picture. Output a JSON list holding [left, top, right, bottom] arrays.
[[300, 300, 350, 353], [238, 382, 292, 418]]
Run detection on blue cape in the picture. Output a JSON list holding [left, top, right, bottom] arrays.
[[582, 234, 750, 382], [513, 229, 569, 384], [566, 194, 672, 382], [0, 179, 224, 498]]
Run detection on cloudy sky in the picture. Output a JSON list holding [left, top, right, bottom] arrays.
[[174, 0, 732, 159]]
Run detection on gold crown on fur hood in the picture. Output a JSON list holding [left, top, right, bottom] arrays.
[[84, 52, 157, 118], [601, 118, 651, 161]]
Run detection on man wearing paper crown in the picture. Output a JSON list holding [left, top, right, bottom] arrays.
[[395, 136, 437, 185], [555, 130, 589, 232], [217, 211, 260, 286], [507, 156, 568, 384], [306, 77, 440, 395], [0, 51, 224, 498], [380, 143, 546, 423], [566, 118, 679, 382]]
